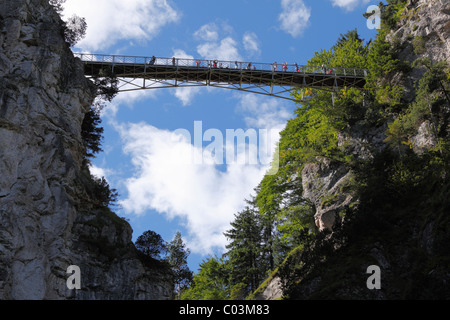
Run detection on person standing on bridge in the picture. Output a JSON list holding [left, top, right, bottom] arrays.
[[149, 56, 156, 65], [272, 62, 277, 71], [172, 57, 176, 66], [282, 62, 287, 71]]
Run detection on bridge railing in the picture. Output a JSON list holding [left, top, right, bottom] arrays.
[[74, 53, 368, 78]]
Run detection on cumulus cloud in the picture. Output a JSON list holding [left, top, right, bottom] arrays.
[[237, 94, 292, 131], [197, 37, 242, 61], [193, 23, 219, 42], [191, 23, 264, 62], [243, 32, 261, 57], [193, 22, 242, 61], [118, 122, 268, 253], [329, 0, 370, 11], [173, 86, 202, 106], [278, 0, 311, 38], [63, 0, 180, 51]]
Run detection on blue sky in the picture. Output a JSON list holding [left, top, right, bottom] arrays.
[[63, 0, 378, 272]]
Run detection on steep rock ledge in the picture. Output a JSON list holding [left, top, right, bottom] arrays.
[[0, 0, 172, 300]]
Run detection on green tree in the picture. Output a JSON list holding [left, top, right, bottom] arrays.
[[93, 176, 118, 208], [255, 178, 279, 272], [380, 0, 408, 31], [92, 69, 120, 106], [333, 29, 365, 49], [224, 201, 264, 297], [256, 160, 316, 268], [181, 256, 230, 300], [81, 108, 104, 160], [63, 15, 87, 47], [135, 230, 167, 261], [50, 0, 87, 47], [332, 29, 369, 69], [167, 232, 193, 299]]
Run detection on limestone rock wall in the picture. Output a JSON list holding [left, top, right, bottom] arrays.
[[0, 0, 172, 300]]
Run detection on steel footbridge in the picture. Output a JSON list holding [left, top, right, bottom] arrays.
[[75, 53, 367, 102]]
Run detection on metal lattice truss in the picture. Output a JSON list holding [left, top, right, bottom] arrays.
[[75, 53, 367, 102]]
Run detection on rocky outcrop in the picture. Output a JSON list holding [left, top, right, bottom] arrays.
[[253, 276, 283, 301], [302, 125, 388, 231], [302, 159, 353, 231], [388, 0, 450, 102], [0, 0, 172, 300], [394, 0, 450, 64]]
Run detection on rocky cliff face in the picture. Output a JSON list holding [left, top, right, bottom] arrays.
[[393, 0, 450, 64], [0, 0, 172, 300]]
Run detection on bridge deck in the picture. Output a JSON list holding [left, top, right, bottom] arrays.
[[75, 54, 367, 96]]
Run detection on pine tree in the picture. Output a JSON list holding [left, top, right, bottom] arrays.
[[167, 232, 193, 299], [49, 0, 87, 47], [135, 230, 167, 261], [224, 200, 264, 296], [81, 108, 104, 160]]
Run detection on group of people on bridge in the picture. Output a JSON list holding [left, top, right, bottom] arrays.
[[146, 55, 335, 75]]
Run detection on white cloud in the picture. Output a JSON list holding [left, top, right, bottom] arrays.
[[237, 94, 292, 131], [193, 23, 242, 61], [192, 23, 263, 62], [278, 0, 311, 38], [243, 32, 261, 56], [174, 86, 202, 106], [89, 164, 109, 180], [197, 37, 242, 61], [118, 122, 268, 254], [193, 23, 219, 42], [330, 0, 370, 11], [63, 0, 180, 51]]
